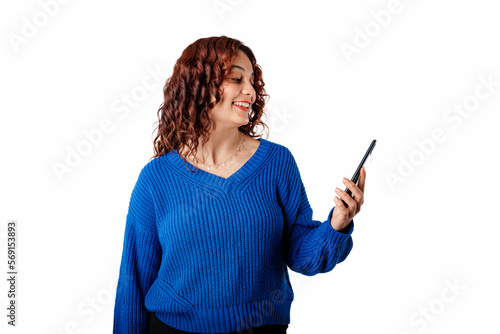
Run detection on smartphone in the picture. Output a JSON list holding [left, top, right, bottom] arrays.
[[341, 139, 376, 208]]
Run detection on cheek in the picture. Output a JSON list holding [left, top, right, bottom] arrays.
[[222, 85, 239, 100], [214, 83, 238, 109]]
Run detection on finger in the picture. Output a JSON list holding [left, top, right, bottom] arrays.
[[335, 187, 357, 212], [335, 198, 355, 222], [358, 166, 366, 194], [336, 185, 359, 217], [342, 177, 358, 194], [333, 196, 349, 217], [342, 178, 363, 204]]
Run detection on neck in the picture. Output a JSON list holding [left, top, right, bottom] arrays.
[[188, 129, 244, 166]]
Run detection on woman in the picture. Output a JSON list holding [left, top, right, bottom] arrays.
[[113, 36, 366, 334]]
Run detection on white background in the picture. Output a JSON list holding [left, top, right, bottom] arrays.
[[1, 0, 499, 333]]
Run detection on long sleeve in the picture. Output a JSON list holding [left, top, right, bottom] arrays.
[[279, 148, 354, 276], [113, 168, 162, 334]]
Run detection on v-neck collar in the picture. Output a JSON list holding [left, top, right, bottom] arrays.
[[164, 137, 270, 189]]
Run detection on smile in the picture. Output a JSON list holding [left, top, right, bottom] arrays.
[[233, 102, 251, 111]]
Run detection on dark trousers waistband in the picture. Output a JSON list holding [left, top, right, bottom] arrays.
[[148, 312, 288, 334]]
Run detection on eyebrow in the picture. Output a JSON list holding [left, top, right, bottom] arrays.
[[230, 65, 254, 77]]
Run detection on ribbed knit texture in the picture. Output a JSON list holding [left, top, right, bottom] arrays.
[[113, 137, 354, 334]]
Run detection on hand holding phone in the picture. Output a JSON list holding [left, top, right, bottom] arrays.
[[340, 139, 376, 208]]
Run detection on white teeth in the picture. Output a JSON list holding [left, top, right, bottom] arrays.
[[233, 102, 250, 108]]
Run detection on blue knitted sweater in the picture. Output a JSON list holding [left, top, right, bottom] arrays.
[[113, 137, 354, 333]]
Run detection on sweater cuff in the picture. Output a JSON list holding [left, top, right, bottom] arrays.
[[326, 206, 354, 235]]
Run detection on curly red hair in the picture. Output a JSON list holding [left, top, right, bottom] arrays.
[[151, 36, 269, 167]]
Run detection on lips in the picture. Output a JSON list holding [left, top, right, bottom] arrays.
[[232, 102, 251, 112]]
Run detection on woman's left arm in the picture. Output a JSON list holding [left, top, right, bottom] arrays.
[[279, 148, 363, 276]]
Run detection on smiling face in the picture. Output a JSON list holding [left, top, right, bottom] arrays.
[[208, 50, 256, 130]]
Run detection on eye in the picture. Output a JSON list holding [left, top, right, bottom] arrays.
[[230, 77, 255, 87]]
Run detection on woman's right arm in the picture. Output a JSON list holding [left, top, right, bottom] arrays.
[[113, 168, 162, 334]]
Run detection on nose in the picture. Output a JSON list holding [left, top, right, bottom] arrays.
[[242, 80, 256, 103]]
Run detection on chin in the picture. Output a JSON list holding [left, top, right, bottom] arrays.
[[237, 117, 250, 127]]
